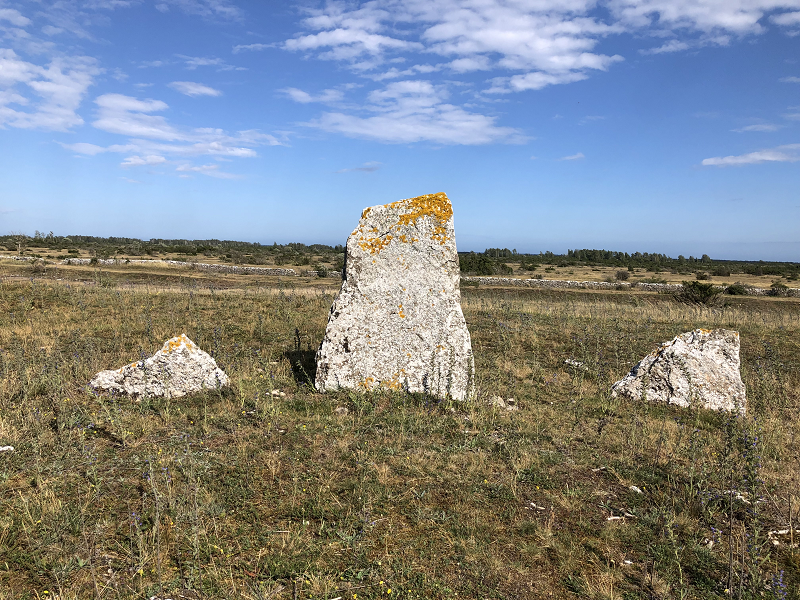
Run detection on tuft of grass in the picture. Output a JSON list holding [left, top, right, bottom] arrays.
[[0, 267, 798, 599]]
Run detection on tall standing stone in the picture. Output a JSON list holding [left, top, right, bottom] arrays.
[[315, 192, 474, 400]]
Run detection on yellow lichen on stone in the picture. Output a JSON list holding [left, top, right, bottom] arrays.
[[163, 334, 196, 354], [398, 304, 406, 318], [390, 192, 452, 245], [357, 192, 452, 255], [380, 371, 405, 391], [358, 377, 376, 390], [359, 234, 393, 254]]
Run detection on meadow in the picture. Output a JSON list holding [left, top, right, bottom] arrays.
[[0, 259, 799, 600]]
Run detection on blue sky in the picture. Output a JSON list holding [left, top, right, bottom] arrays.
[[1, 0, 799, 260]]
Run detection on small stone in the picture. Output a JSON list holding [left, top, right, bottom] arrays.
[[89, 334, 228, 399], [487, 395, 518, 412], [315, 192, 474, 400], [334, 406, 349, 416], [0, 446, 14, 453], [629, 485, 643, 494], [611, 328, 746, 412], [564, 358, 588, 371], [270, 389, 286, 398]]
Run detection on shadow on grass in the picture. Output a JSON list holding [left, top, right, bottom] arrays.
[[285, 348, 317, 386]]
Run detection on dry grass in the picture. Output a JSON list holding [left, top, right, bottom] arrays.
[[0, 263, 798, 600]]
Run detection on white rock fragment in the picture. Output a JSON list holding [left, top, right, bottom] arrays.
[[89, 334, 228, 399], [611, 329, 746, 413], [0, 446, 14, 453], [315, 193, 474, 400], [488, 396, 519, 412]]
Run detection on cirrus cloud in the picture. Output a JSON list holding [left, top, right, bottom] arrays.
[[169, 81, 222, 96], [702, 145, 800, 166]]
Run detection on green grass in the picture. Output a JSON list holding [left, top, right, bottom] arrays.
[[0, 269, 799, 599]]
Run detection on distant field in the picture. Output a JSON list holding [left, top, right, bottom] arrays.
[[5, 244, 797, 292], [0, 261, 799, 599]]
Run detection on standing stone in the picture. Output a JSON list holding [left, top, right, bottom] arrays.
[[315, 192, 474, 400], [89, 334, 228, 398], [611, 328, 746, 412]]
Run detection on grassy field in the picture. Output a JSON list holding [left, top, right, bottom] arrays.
[[1, 260, 799, 600]]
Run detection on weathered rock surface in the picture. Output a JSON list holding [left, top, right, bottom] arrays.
[[611, 328, 746, 412], [315, 192, 474, 400], [89, 334, 228, 398]]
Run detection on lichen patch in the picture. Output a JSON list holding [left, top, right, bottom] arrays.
[[357, 192, 452, 255]]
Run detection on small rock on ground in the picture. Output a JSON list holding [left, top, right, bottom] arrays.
[[89, 334, 228, 399]]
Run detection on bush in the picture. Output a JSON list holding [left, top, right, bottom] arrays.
[[679, 280, 722, 304], [695, 271, 710, 281], [615, 270, 629, 281], [498, 263, 513, 275], [769, 282, 789, 297], [725, 283, 750, 296], [459, 252, 497, 276], [712, 266, 731, 277]]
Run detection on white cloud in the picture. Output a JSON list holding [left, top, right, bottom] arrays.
[[121, 155, 167, 167], [369, 63, 441, 81], [176, 163, 241, 178], [610, 1, 799, 35], [306, 79, 523, 145], [702, 147, 800, 166], [232, 43, 272, 53], [155, 0, 242, 20], [41, 25, 64, 35], [771, 11, 800, 26], [282, 1, 800, 97], [560, 152, 585, 160], [640, 39, 690, 54], [285, 1, 624, 91], [448, 57, 491, 73], [93, 93, 180, 140], [780, 76, 800, 83], [169, 81, 222, 96], [0, 8, 32, 27], [66, 94, 280, 175], [176, 55, 245, 71], [61, 141, 135, 155], [0, 49, 99, 131], [732, 123, 781, 132], [281, 87, 344, 103]]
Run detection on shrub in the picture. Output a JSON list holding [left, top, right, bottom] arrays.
[[769, 282, 789, 297], [725, 283, 750, 296], [615, 270, 630, 281], [498, 263, 513, 275], [712, 266, 731, 277], [679, 280, 722, 304], [459, 252, 497, 276], [695, 271, 710, 281]]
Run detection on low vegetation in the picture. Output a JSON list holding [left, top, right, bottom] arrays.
[[0, 262, 799, 599], [3, 233, 798, 283]]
